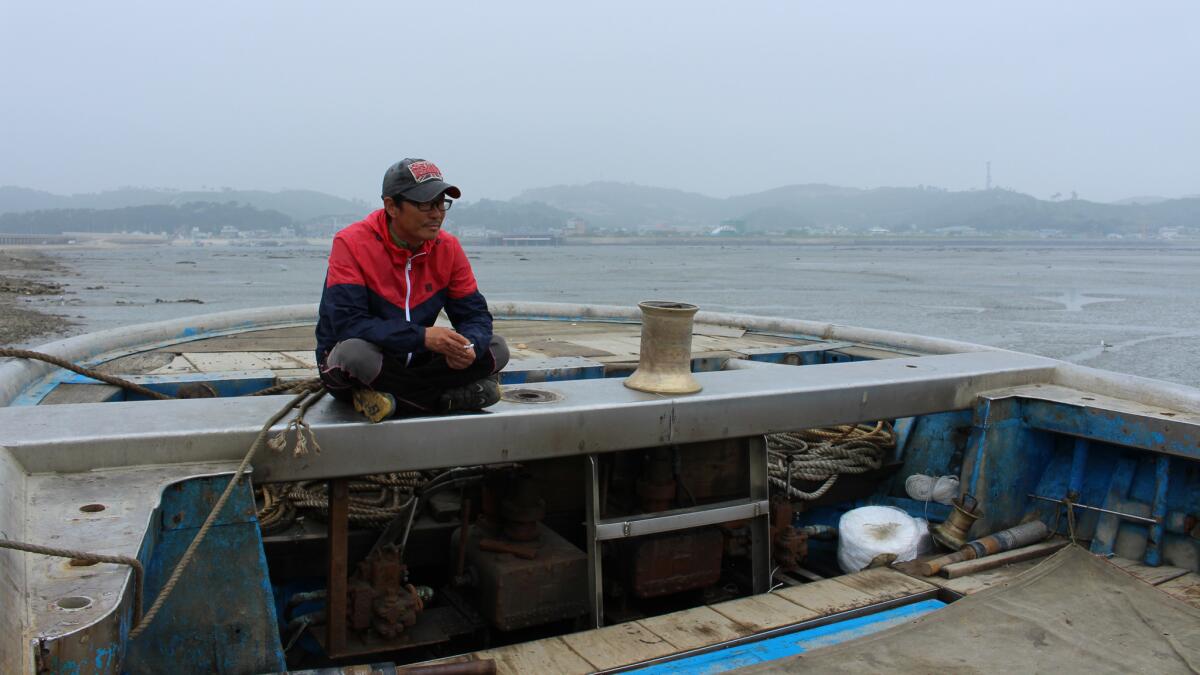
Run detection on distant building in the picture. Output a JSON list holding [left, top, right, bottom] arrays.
[[934, 225, 978, 236]]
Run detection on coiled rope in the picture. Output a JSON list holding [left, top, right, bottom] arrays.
[[257, 473, 428, 533], [904, 473, 959, 504], [766, 422, 894, 500]]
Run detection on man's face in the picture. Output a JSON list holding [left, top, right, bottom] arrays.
[[385, 194, 447, 247]]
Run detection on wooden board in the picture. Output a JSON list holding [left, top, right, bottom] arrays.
[[1108, 557, 1191, 586], [148, 354, 199, 374], [182, 352, 275, 372], [246, 351, 313, 369], [166, 336, 317, 352], [773, 577, 880, 614], [835, 567, 937, 599], [917, 559, 1040, 596], [273, 368, 318, 381], [473, 637, 594, 675], [1157, 573, 1200, 609], [636, 605, 749, 651], [280, 351, 318, 368], [559, 621, 677, 670], [39, 383, 121, 405], [941, 539, 1069, 579], [710, 592, 820, 632], [694, 323, 747, 338], [94, 351, 177, 375], [511, 337, 613, 358]]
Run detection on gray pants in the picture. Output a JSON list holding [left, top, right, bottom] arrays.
[[320, 335, 509, 412]]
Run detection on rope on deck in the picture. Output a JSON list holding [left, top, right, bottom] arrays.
[[0, 539, 145, 624], [0, 347, 173, 400], [127, 387, 317, 640], [765, 421, 894, 500], [0, 347, 322, 399]]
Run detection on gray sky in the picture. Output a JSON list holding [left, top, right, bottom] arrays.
[[1, 1, 1196, 203]]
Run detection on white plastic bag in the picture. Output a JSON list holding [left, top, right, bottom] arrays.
[[837, 506, 921, 573]]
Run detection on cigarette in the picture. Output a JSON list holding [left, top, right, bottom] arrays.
[[463, 343, 475, 350]]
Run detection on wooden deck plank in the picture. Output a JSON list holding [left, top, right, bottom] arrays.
[[280, 351, 318, 368], [694, 323, 747, 338], [497, 319, 635, 337], [835, 567, 937, 599], [182, 352, 275, 372], [246, 351, 312, 369], [148, 354, 199, 374], [570, 335, 643, 358], [1157, 573, 1200, 609], [560, 621, 677, 670], [95, 351, 177, 375], [474, 637, 594, 675], [773, 577, 879, 614], [710, 592, 820, 632], [510, 338, 613, 358], [39, 383, 121, 405], [273, 368, 318, 380], [223, 326, 316, 339], [1109, 557, 1191, 586], [170, 336, 317, 352], [636, 605, 749, 651]]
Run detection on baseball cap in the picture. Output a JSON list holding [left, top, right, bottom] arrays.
[[381, 158, 462, 202]]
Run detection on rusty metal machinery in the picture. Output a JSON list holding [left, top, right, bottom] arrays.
[[769, 497, 807, 572], [621, 528, 724, 598], [345, 545, 427, 639], [452, 470, 589, 631]]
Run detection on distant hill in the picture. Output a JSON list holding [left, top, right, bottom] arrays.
[[450, 199, 573, 233], [515, 182, 722, 229], [1112, 195, 1172, 206], [0, 186, 369, 222], [511, 182, 1200, 234], [0, 202, 292, 235], [3, 183, 1197, 236]]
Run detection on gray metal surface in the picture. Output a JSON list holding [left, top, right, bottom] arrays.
[[593, 499, 770, 541], [13, 461, 240, 672], [0, 350, 1058, 480]]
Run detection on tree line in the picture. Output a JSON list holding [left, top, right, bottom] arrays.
[[0, 201, 292, 235]]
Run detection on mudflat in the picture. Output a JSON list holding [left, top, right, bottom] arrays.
[[0, 248, 74, 346]]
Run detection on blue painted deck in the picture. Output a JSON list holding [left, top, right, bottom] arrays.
[[627, 599, 946, 674]]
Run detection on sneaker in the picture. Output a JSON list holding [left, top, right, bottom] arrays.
[[438, 376, 501, 412], [352, 388, 396, 423]]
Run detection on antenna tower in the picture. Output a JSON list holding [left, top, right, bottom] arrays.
[[986, 161, 992, 190]]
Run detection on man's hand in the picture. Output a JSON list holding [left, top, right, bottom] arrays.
[[425, 326, 476, 370]]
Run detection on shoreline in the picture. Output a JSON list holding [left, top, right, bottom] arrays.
[[0, 248, 76, 347]]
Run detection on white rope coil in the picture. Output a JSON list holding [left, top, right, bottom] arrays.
[[904, 473, 959, 505]]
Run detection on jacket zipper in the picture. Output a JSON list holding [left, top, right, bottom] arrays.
[[403, 251, 427, 366]]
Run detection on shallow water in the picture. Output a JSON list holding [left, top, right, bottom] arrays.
[[20, 239, 1200, 388]]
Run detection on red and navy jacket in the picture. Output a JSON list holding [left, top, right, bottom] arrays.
[[316, 209, 492, 364]]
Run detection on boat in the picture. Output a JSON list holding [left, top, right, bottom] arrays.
[[1, 301, 1198, 673]]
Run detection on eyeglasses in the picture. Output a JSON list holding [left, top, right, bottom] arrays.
[[403, 197, 454, 212]]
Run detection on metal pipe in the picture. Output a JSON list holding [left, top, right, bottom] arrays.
[[1145, 455, 1171, 566], [1027, 493, 1159, 525]]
